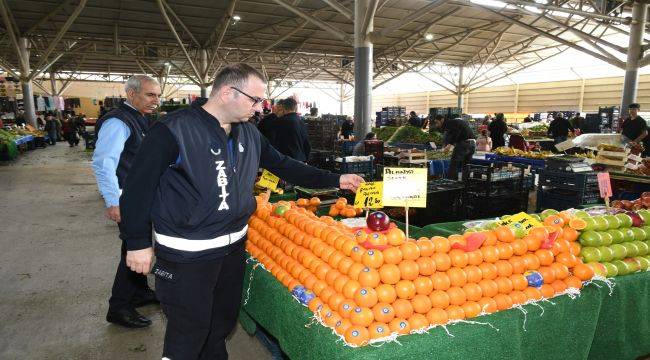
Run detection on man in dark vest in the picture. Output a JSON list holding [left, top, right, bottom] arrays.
[[119, 63, 363, 359], [91, 75, 162, 328]]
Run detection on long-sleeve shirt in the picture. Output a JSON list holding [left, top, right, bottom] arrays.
[[91, 118, 130, 207], [268, 112, 311, 162], [548, 118, 574, 138], [442, 118, 475, 146], [120, 122, 340, 253]]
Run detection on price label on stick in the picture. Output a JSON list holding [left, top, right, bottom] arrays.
[[498, 212, 543, 234], [597, 172, 612, 198], [382, 167, 428, 208], [257, 169, 280, 190], [354, 182, 383, 209]]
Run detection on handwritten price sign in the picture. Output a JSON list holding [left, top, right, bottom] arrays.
[[256, 169, 280, 190], [354, 182, 383, 209], [382, 167, 427, 208]]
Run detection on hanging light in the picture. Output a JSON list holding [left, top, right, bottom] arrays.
[[424, 33, 434, 41], [232, 15, 241, 21]]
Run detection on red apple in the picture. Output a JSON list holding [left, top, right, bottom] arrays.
[[367, 211, 391, 231], [627, 211, 645, 227], [642, 197, 650, 208], [642, 192, 650, 199], [621, 200, 633, 210], [611, 200, 623, 209]]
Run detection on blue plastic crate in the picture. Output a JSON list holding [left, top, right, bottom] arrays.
[[429, 159, 450, 177]]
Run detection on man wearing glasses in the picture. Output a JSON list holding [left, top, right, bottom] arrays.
[[92, 75, 162, 329], [118, 63, 363, 359]]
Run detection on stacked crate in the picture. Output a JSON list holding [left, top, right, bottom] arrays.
[[305, 117, 339, 151], [462, 162, 529, 220], [536, 170, 602, 211]]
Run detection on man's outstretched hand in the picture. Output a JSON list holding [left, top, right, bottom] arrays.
[[339, 174, 364, 192]]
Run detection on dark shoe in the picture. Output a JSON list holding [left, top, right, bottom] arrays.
[[106, 308, 152, 328], [132, 289, 159, 307]]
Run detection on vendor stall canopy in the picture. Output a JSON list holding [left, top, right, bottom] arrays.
[[0, 0, 640, 92]]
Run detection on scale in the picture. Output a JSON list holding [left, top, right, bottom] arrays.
[[545, 155, 593, 172]]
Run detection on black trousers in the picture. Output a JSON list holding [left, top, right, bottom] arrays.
[[447, 141, 476, 180], [154, 241, 247, 360], [108, 236, 151, 312]]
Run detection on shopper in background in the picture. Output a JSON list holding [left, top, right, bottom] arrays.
[[61, 116, 79, 147], [118, 63, 363, 359], [488, 113, 508, 148], [476, 127, 492, 152], [433, 114, 476, 180], [257, 101, 282, 141], [547, 114, 575, 144], [353, 132, 377, 155], [523, 115, 533, 123], [269, 97, 311, 162], [570, 112, 585, 134], [44, 113, 59, 145], [91, 75, 162, 329], [621, 103, 649, 156], [408, 111, 422, 128], [340, 116, 355, 139], [14, 110, 26, 127]]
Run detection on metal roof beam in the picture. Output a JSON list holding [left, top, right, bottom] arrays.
[[368, 0, 446, 42], [472, 3, 625, 69], [362, 0, 379, 35], [28, 0, 87, 81], [515, 5, 627, 54], [242, 21, 308, 61], [156, 0, 203, 83], [25, 0, 72, 35], [271, 0, 351, 43], [320, 0, 353, 21], [161, 0, 201, 48], [0, 56, 20, 78], [0, 0, 25, 66]]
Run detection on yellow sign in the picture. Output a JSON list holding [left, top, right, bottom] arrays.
[[257, 169, 280, 190], [354, 182, 383, 209], [382, 167, 428, 208], [499, 212, 544, 233]]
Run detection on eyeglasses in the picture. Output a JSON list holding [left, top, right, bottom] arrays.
[[230, 87, 265, 106]]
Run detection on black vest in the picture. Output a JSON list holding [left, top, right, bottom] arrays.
[[151, 104, 262, 261], [95, 103, 150, 188]]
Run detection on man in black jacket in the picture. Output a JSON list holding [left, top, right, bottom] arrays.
[[269, 97, 311, 162], [433, 115, 476, 180], [120, 63, 363, 359], [548, 114, 574, 144]]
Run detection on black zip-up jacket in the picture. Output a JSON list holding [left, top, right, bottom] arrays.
[[119, 102, 341, 262], [268, 112, 311, 162]]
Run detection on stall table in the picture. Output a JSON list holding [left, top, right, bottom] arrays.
[[239, 256, 650, 360]]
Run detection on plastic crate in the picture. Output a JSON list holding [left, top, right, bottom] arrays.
[[537, 169, 599, 191], [536, 188, 603, 212], [463, 162, 526, 197], [363, 140, 384, 164], [485, 153, 545, 169], [334, 156, 374, 179], [335, 140, 359, 156], [307, 150, 335, 171], [464, 192, 529, 220]]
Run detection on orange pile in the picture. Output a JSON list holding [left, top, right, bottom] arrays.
[[328, 197, 363, 218], [247, 200, 595, 347], [296, 197, 322, 213]]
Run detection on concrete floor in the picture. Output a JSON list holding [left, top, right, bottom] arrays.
[[0, 143, 273, 360]]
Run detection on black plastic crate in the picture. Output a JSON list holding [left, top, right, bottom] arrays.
[[463, 162, 526, 197], [334, 156, 374, 179], [536, 187, 603, 212], [307, 150, 335, 171], [464, 192, 529, 220], [537, 169, 598, 191], [363, 140, 384, 164]]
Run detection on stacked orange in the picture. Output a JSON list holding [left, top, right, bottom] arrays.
[[296, 197, 322, 213], [247, 199, 595, 347], [328, 197, 363, 218]]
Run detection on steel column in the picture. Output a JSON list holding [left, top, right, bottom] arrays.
[[200, 48, 209, 97], [621, 1, 648, 117], [457, 65, 464, 110], [354, 0, 373, 137], [19, 38, 37, 127]]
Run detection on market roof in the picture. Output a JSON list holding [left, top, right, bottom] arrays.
[[0, 0, 638, 92]]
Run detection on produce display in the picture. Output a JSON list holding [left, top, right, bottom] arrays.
[[520, 124, 549, 138], [328, 197, 364, 218], [387, 125, 441, 145], [247, 196, 599, 347], [493, 147, 554, 159], [373, 127, 399, 142], [575, 209, 650, 277]]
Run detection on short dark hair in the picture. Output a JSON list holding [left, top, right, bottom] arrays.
[[364, 132, 376, 140], [434, 114, 445, 121], [282, 97, 297, 112], [210, 63, 266, 96], [629, 103, 640, 109]]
